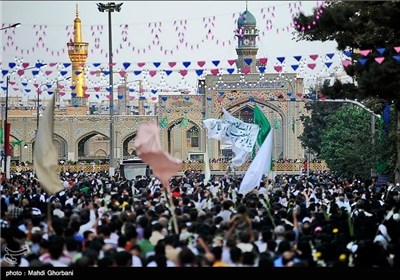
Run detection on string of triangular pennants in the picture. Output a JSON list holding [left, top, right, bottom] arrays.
[[2, 46, 400, 77]]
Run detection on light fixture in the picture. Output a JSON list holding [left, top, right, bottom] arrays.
[[23, 144, 28, 149]]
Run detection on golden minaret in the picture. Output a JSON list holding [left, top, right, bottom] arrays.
[[67, 4, 89, 107]]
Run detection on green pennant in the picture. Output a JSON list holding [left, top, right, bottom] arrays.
[[179, 117, 189, 128], [0, 128, 3, 144]]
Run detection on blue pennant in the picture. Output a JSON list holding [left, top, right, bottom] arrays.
[[392, 55, 400, 63], [227, 68, 235, 74], [244, 58, 253, 65], [277, 57, 285, 63], [376, 48, 386, 55], [92, 63, 101, 67], [358, 58, 368, 66], [21, 82, 28, 87], [103, 71, 110, 75], [106, 87, 112, 92], [165, 70, 173, 76], [325, 62, 332, 68], [123, 62, 131, 69], [71, 93, 77, 97], [182, 61, 191, 68], [326, 53, 334, 59], [161, 97, 168, 102], [212, 60, 220, 67], [2, 70, 9, 76], [48, 91, 54, 95], [129, 88, 135, 92], [8, 62, 16, 69], [207, 97, 212, 101], [343, 51, 352, 57], [218, 91, 224, 96], [291, 65, 299, 71], [117, 95, 123, 100], [258, 66, 266, 73], [75, 71, 82, 75], [1, 86, 7, 91], [195, 69, 204, 76], [63, 63, 71, 68], [153, 62, 161, 68], [35, 62, 45, 68], [151, 89, 158, 94], [32, 70, 39, 76], [293, 56, 302, 61], [70, 86, 76, 90], [139, 96, 146, 100], [134, 71, 142, 75], [60, 71, 68, 76]]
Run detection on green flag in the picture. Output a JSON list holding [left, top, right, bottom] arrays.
[[0, 128, 3, 144], [12, 140, 23, 146], [254, 105, 271, 146]]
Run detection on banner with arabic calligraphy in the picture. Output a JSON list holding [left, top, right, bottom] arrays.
[[203, 108, 259, 167]]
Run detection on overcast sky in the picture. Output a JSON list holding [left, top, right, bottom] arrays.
[[1, 1, 344, 100]]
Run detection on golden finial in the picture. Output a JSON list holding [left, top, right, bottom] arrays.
[[76, 4, 79, 18]]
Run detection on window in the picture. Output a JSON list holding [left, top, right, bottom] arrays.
[[186, 126, 199, 148]]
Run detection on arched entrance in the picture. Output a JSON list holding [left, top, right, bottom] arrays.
[[122, 133, 136, 158], [167, 119, 202, 160], [77, 132, 109, 162]]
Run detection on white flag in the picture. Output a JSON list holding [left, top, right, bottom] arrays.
[[239, 129, 274, 196], [203, 145, 211, 186], [203, 108, 259, 167], [33, 95, 63, 195]]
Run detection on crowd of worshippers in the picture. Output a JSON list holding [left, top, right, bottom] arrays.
[[1, 169, 399, 267]]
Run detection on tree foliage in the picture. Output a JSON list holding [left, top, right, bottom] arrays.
[[294, 1, 400, 182]]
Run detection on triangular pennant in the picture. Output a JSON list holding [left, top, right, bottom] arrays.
[[134, 71, 142, 76], [2, 70, 9, 76], [165, 70, 173, 76], [119, 70, 127, 77], [376, 48, 386, 55], [277, 57, 285, 63], [227, 59, 236, 66], [359, 49, 372, 57], [197, 61, 206, 67], [60, 71, 68, 76], [342, 60, 351, 67], [394, 46, 400, 53], [244, 58, 253, 65], [153, 62, 161, 68], [393, 55, 400, 63], [123, 62, 131, 69], [343, 51, 352, 57], [326, 53, 334, 59], [307, 63, 316, 70], [274, 65, 283, 72], [63, 63, 71, 68], [182, 61, 191, 68], [138, 62, 146, 67], [291, 65, 299, 71], [242, 66, 251, 74], [149, 70, 157, 77], [375, 57, 385, 64], [195, 69, 204, 76], [325, 62, 332, 68], [358, 58, 368, 66], [92, 63, 101, 67], [71, 93, 77, 97], [293, 55, 302, 61], [309, 54, 318, 61], [8, 62, 16, 69], [227, 68, 235, 74], [169, 62, 176, 68], [258, 66, 266, 73], [259, 58, 268, 65], [212, 60, 220, 67], [211, 69, 219, 75], [180, 70, 188, 76], [75, 71, 82, 75]]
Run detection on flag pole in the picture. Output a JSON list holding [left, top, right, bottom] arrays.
[[162, 179, 179, 235]]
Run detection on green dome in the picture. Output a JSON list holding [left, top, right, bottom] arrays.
[[237, 10, 256, 26]]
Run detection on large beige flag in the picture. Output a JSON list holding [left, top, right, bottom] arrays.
[[33, 95, 63, 194], [134, 121, 182, 185]]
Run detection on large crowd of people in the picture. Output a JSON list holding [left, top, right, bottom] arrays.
[[1, 169, 399, 267]]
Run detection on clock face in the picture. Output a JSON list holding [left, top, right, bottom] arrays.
[[244, 39, 250, 45]]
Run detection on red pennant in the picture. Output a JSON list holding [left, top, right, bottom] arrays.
[[227, 59, 236, 65], [119, 70, 127, 77], [138, 62, 145, 67], [197, 61, 206, 67], [242, 67, 251, 74], [180, 70, 188, 76], [211, 69, 219, 75], [17, 70, 25, 76], [45, 70, 52, 75], [22, 62, 30, 68], [307, 63, 316, 70], [309, 54, 318, 60], [94, 87, 100, 92], [59, 91, 65, 96], [149, 70, 157, 77], [375, 57, 385, 64], [168, 62, 176, 67], [84, 93, 90, 98], [274, 65, 283, 72], [82, 86, 88, 91], [259, 58, 268, 65]]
